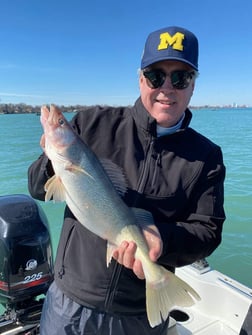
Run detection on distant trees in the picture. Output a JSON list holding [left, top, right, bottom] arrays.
[[0, 103, 249, 114], [0, 103, 99, 114], [0, 103, 39, 114]]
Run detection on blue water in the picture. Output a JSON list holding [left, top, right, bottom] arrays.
[[0, 109, 251, 292]]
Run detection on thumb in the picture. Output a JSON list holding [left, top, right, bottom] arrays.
[[142, 224, 163, 262]]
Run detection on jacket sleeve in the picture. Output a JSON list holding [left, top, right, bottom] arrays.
[[28, 153, 55, 201], [158, 146, 226, 268]]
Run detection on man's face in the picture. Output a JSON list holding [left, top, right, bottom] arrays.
[[139, 60, 195, 127]]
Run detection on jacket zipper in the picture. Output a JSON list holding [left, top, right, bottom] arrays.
[[104, 261, 122, 310], [58, 224, 75, 279], [136, 137, 155, 194], [104, 136, 156, 310]]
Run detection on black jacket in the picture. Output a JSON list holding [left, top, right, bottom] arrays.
[[28, 98, 226, 315]]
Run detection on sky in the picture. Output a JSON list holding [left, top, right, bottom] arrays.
[[0, 0, 251, 107]]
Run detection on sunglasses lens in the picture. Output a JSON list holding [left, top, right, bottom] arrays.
[[171, 71, 191, 89], [143, 70, 166, 89], [143, 69, 194, 90]]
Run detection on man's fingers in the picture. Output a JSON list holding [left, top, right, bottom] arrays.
[[122, 242, 136, 268], [133, 259, 145, 280], [112, 223, 163, 280], [113, 242, 145, 280], [113, 241, 136, 267]]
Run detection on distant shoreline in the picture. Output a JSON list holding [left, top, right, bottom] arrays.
[[0, 103, 251, 115]]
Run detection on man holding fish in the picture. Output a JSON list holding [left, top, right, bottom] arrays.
[[28, 26, 226, 334]]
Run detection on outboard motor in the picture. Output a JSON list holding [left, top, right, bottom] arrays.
[[0, 194, 54, 334]]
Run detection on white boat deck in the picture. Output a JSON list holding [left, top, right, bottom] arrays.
[[167, 261, 252, 335]]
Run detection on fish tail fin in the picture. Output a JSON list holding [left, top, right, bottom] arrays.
[[146, 266, 200, 328]]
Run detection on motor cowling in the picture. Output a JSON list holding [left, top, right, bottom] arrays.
[[0, 194, 54, 307]]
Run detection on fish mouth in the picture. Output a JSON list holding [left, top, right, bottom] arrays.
[[40, 105, 50, 124], [41, 104, 67, 129], [48, 105, 65, 125]]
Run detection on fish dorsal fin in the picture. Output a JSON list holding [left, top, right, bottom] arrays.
[[131, 208, 163, 245], [131, 208, 155, 228], [100, 159, 128, 197]]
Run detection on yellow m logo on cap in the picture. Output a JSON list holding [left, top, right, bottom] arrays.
[[157, 32, 185, 51]]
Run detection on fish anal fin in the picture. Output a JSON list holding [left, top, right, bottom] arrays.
[[106, 241, 117, 267], [44, 175, 66, 202]]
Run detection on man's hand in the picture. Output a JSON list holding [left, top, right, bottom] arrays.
[[112, 224, 163, 280]]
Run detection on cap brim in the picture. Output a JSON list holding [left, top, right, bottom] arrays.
[[141, 56, 198, 71]]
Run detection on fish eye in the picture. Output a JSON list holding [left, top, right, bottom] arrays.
[[58, 118, 65, 126]]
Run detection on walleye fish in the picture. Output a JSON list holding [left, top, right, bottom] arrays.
[[40, 104, 200, 327]]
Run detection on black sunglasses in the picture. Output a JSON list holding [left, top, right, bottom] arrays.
[[143, 69, 195, 90]]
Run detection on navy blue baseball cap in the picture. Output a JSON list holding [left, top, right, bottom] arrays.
[[141, 26, 199, 71]]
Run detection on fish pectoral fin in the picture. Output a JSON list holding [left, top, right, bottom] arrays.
[[146, 266, 201, 328], [106, 241, 117, 267], [44, 175, 67, 202], [64, 163, 94, 180]]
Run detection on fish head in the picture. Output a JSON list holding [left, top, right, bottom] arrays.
[[40, 104, 76, 154]]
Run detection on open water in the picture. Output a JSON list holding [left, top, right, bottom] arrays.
[[0, 108, 251, 297]]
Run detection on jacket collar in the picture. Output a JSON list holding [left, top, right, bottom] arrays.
[[132, 97, 192, 136]]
